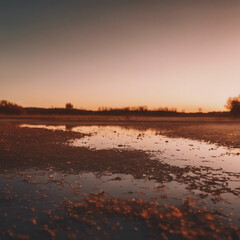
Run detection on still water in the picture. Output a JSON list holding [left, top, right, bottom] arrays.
[[15, 124, 240, 227], [21, 124, 240, 172]]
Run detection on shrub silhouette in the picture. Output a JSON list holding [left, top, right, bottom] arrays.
[[65, 103, 73, 110], [0, 100, 25, 114], [225, 95, 240, 117]]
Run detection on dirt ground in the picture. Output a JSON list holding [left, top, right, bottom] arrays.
[[0, 117, 239, 194]]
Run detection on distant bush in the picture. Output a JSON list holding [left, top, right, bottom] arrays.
[[225, 95, 240, 117], [65, 103, 73, 110], [0, 100, 25, 114]]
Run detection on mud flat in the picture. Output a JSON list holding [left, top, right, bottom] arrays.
[[1, 116, 240, 147], [0, 118, 240, 239]]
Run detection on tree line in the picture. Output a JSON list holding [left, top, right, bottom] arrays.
[[0, 100, 25, 114], [0, 96, 240, 117]]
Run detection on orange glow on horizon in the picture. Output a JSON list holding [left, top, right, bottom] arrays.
[[1, 1, 240, 112]]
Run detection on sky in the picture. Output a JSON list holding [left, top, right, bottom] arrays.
[[1, 0, 240, 112]]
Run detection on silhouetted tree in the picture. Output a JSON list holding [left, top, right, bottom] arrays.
[[225, 95, 240, 117], [0, 100, 25, 114], [65, 103, 73, 110]]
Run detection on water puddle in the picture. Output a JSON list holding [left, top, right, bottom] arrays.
[[20, 124, 66, 131], [20, 124, 240, 173], [1, 123, 239, 238], [19, 123, 240, 201], [0, 170, 188, 204], [70, 126, 240, 172], [0, 169, 191, 235], [1, 168, 240, 227]]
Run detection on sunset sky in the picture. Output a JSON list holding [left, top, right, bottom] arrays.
[[1, 0, 240, 112]]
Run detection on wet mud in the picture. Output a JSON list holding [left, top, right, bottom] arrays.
[[0, 119, 240, 239]]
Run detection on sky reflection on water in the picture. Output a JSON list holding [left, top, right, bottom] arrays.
[[20, 124, 240, 173]]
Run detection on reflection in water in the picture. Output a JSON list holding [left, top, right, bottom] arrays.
[[20, 124, 240, 172], [16, 124, 240, 229], [20, 124, 66, 131], [0, 170, 191, 239], [0, 170, 187, 204], [68, 125, 240, 173], [1, 169, 240, 229]]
